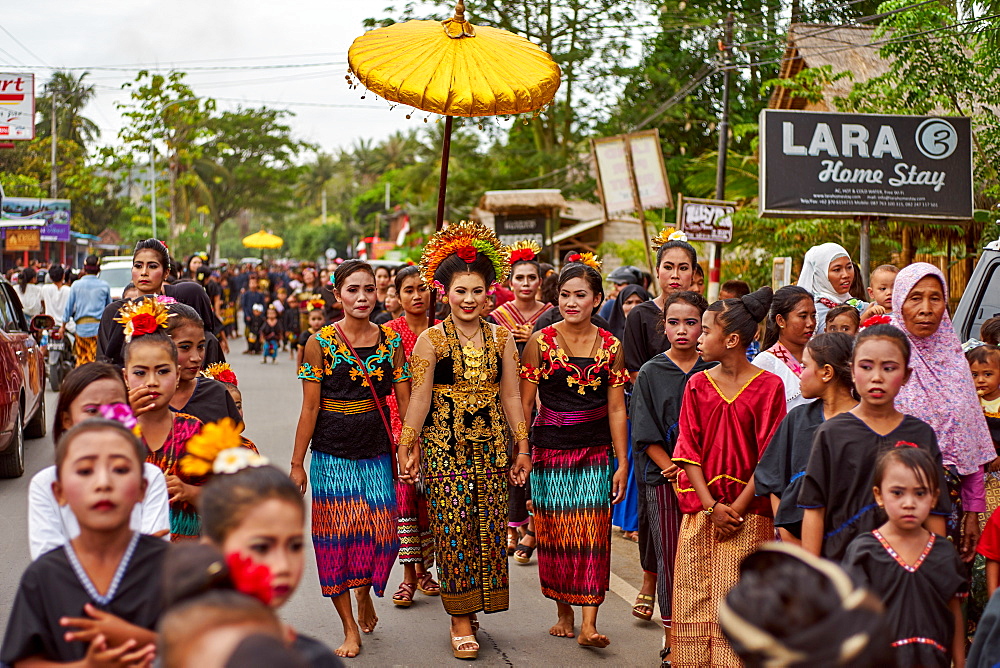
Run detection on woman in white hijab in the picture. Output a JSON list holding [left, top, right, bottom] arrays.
[[797, 243, 865, 332]]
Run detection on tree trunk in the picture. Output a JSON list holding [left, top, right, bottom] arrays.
[[168, 150, 179, 247], [209, 214, 223, 264]]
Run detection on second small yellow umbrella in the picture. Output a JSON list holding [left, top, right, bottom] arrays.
[[242, 229, 284, 250]]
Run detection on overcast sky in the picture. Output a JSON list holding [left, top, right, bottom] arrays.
[[2, 0, 419, 157]]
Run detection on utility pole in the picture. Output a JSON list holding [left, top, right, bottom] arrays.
[[49, 90, 58, 198], [150, 141, 157, 240], [710, 12, 734, 302]]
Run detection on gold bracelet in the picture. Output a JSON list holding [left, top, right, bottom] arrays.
[[513, 421, 529, 442], [399, 425, 418, 448]]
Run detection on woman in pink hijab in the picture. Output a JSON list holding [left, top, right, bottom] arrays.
[[891, 262, 994, 560]]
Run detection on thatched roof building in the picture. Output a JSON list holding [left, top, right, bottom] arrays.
[[769, 23, 890, 111], [477, 189, 566, 214]]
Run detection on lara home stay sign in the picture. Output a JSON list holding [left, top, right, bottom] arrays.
[[759, 110, 973, 220]]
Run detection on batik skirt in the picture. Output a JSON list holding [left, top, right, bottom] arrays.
[[672, 511, 774, 668], [310, 451, 399, 597], [74, 335, 97, 366], [395, 479, 434, 568], [423, 436, 510, 616], [646, 482, 682, 628], [531, 445, 612, 606]]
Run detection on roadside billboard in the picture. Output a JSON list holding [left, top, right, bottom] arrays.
[[0, 73, 34, 140], [1, 197, 72, 242], [759, 110, 973, 220], [678, 196, 735, 243], [592, 129, 673, 218], [495, 213, 546, 248]]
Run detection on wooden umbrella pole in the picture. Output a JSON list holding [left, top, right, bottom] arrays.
[[435, 115, 454, 232], [430, 115, 455, 328]]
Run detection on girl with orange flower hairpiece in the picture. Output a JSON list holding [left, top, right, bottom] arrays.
[[401, 222, 532, 659], [119, 310, 205, 542]]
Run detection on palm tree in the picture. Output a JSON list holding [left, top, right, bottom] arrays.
[[296, 152, 338, 223], [35, 71, 100, 148]]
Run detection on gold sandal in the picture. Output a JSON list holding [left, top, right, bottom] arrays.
[[451, 634, 479, 659], [632, 593, 654, 621]]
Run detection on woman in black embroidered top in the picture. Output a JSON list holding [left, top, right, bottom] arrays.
[[397, 222, 531, 660], [289, 259, 411, 659], [519, 258, 629, 649]]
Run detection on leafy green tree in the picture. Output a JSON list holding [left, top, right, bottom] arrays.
[[116, 71, 216, 245], [194, 107, 308, 259], [35, 71, 100, 148]]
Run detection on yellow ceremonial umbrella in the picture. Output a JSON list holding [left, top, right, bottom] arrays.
[[348, 0, 561, 230], [241, 229, 284, 250]]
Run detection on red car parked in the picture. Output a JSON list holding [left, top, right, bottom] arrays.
[[0, 276, 47, 477]]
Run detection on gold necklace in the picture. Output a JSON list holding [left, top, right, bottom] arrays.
[[454, 323, 488, 381]]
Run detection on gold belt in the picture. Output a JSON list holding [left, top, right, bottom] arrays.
[[320, 397, 386, 414]]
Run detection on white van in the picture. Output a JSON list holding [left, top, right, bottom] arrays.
[[953, 234, 1000, 341]]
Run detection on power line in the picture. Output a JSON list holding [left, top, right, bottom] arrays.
[[632, 61, 719, 131], [726, 10, 1000, 70], [10, 61, 347, 72], [0, 22, 50, 67]]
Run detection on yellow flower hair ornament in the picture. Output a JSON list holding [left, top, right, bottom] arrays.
[[419, 221, 510, 291], [650, 227, 689, 250], [202, 362, 239, 386], [115, 298, 173, 343], [507, 240, 542, 265], [565, 251, 603, 272], [179, 419, 266, 476], [305, 299, 326, 312]]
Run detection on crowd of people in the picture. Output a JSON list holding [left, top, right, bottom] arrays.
[[3, 224, 1000, 668]]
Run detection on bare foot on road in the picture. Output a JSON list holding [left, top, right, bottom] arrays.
[[355, 590, 378, 634], [336, 628, 362, 658], [577, 628, 610, 648], [549, 614, 575, 638]]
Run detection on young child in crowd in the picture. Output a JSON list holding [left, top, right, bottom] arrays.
[[119, 301, 205, 541], [28, 363, 169, 560], [755, 332, 857, 543], [157, 544, 286, 668], [968, 344, 1000, 505], [718, 280, 750, 301], [670, 287, 787, 667], [982, 316, 1000, 346], [630, 290, 713, 663], [825, 305, 860, 336], [260, 306, 283, 364], [843, 447, 966, 668], [202, 363, 259, 455], [800, 324, 950, 561], [242, 277, 267, 354], [297, 307, 326, 368], [247, 303, 265, 355], [198, 452, 341, 666], [2, 420, 167, 666], [866, 264, 898, 314], [167, 303, 242, 425], [122, 284, 140, 301], [283, 294, 302, 358]]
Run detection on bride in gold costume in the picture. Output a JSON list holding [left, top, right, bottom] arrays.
[[398, 222, 532, 660]]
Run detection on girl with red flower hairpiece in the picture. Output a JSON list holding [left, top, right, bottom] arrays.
[[487, 240, 552, 558]]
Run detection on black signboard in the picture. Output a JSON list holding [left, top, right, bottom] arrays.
[[760, 110, 973, 220], [495, 213, 546, 247]]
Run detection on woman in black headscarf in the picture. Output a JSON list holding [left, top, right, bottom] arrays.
[[607, 284, 651, 341]]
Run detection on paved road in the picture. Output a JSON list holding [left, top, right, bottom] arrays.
[[0, 347, 662, 666]]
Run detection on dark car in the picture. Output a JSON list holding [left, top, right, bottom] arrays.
[[0, 276, 47, 477]]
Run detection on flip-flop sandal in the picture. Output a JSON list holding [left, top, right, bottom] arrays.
[[417, 572, 441, 596], [507, 529, 519, 556], [660, 647, 672, 667], [513, 529, 536, 564], [632, 593, 655, 621], [392, 582, 416, 608]]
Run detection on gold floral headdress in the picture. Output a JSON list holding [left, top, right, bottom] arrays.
[[507, 240, 542, 265], [202, 362, 238, 386], [179, 419, 268, 476], [419, 221, 510, 290], [650, 227, 689, 251], [115, 298, 172, 343], [565, 251, 603, 272]]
